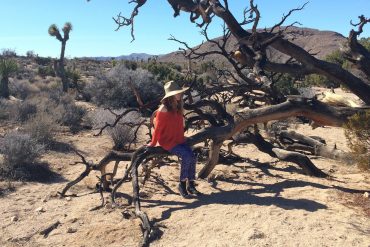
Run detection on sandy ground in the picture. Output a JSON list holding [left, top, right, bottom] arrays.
[[0, 121, 369, 247], [1, 87, 370, 247]]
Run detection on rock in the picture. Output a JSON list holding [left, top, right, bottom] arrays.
[[65, 197, 72, 201], [70, 218, 78, 223], [364, 192, 369, 198], [35, 207, 45, 213], [248, 229, 266, 240], [67, 227, 77, 233], [105, 203, 112, 209], [42, 195, 50, 203], [11, 216, 18, 222]]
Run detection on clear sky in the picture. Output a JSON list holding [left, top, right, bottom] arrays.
[[1, 0, 369, 58]]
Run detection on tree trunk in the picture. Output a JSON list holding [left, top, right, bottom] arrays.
[[197, 141, 223, 179], [60, 41, 68, 92], [0, 76, 10, 99]]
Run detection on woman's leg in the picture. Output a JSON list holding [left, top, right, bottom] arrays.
[[169, 143, 196, 181]]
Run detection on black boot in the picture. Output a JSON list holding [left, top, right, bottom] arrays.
[[187, 181, 201, 195], [178, 181, 190, 198]]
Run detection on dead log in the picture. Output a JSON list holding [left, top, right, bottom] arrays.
[[229, 131, 328, 178], [272, 148, 327, 177], [59, 150, 132, 197], [278, 130, 351, 162]]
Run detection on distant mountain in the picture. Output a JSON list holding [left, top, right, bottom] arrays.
[[83, 53, 158, 61], [159, 26, 347, 67]]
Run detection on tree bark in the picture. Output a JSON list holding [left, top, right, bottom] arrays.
[[197, 141, 223, 179], [0, 76, 9, 99], [60, 41, 68, 92], [279, 130, 350, 162]]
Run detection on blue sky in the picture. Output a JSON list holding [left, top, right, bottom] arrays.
[[1, 0, 369, 58]]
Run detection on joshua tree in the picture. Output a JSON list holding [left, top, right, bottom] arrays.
[[0, 59, 18, 98], [48, 22, 72, 92]]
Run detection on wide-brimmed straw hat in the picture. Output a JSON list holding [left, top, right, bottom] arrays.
[[161, 80, 189, 101]]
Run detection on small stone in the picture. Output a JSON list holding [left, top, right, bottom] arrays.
[[35, 207, 45, 213], [105, 203, 112, 209], [364, 192, 369, 198], [67, 227, 77, 233], [248, 229, 265, 240], [70, 218, 78, 223], [42, 195, 50, 203], [11, 216, 18, 222], [65, 197, 72, 201]]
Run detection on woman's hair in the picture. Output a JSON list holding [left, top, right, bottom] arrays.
[[162, 95, 183, 114]]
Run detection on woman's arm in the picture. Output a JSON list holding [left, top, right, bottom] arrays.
[[148, 106, 166, 146]]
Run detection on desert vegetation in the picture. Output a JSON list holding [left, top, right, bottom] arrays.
[[0, 1, 369, 247]]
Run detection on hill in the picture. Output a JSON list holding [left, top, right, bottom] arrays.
[[159, 26, 347, 67]]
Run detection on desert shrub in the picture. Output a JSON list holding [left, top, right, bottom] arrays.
[[0, 131, 45, 177], [26, 50, 37, 58], [10, 79, 40, 100], [13, 100, 38, 122], [35, 56, 52, 66], [123, 60, 138, 70], [65, 69, 81, 88], [273, 74, 299, 95], [0, 99, 11, 120], [302, 74, 334, 87], [13, 92, 84, 133], [359, 37, 370, 51], [344, 110, 370, 171], [86, 65, 162, 108], [33, 78, 62, 93], [1, 49, 17, 57], [90, 108, 141, 150], [56, 95, 86, 132], [38, 66, 56, 77], [23, 112, 58, 146], [142, 61, 183, 81]]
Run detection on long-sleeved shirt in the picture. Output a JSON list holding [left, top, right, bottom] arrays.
[[149, 110, 185, 151]]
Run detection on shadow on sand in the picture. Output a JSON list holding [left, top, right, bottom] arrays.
[[143, 179, 334, 226]]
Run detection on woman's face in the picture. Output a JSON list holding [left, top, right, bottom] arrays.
[[174, 93, 183, 101]]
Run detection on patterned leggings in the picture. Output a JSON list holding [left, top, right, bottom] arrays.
[[169, 143, 196, 181]]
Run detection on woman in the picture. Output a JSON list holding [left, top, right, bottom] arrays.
[[148, 80, 200, 198]]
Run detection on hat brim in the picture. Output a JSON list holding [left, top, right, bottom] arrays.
[[161, 87, 189, 101]]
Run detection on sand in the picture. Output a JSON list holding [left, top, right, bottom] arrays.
[[1, 120, 369, 247]]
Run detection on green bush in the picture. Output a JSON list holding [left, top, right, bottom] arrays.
[[302, 74, 339, 88], [359, 37, 370, 51], [123, 60, 138, 70], [142, 61, 183, 81], [272, 74, 299, 95], [38, 66, 56, 77], [35, 56, 53, 66]]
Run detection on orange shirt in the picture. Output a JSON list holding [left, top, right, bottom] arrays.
[[149, 110, 185, 151]]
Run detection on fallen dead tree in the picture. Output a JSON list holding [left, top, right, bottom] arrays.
[[106, 98, 368, 246]]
